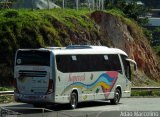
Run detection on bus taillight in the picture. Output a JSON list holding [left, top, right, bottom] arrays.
[[13, 79, 19, 93], [46, 79, 53, 94]]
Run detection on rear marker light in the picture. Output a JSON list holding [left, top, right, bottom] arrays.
[[46, 79, 53, 94]]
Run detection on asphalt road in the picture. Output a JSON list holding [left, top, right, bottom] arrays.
[[1, 98, 160, 117]]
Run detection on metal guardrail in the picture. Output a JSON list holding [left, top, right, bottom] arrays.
[[0, 107, 53, 117], [0, 91, 14, 96], [0, 87, 160, 96], [131, 87, 160, 91]]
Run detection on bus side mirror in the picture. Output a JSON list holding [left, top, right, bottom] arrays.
[[126, 59, 137, 71], [133, 63, 137, 71]]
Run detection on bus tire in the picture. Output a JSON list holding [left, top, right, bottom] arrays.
[[110, 88, 121, 105], [70, 92, 78, 109]]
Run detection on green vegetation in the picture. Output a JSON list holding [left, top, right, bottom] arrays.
[[0, 87, 13, 91], [131, 90, 160, 97], [0, 9, 100, 86], [0, 96, 14, 103], [105, 8, 125, 17], [154, 46, 160, 56], [105, 0, 149, 26], [0, 87, 14, 103], [141, 0, 160, 9], [142, 27, 160, 57], [0, 87, 10, 91], [151, 27, 160, 57], [105, 0, 160, 57]]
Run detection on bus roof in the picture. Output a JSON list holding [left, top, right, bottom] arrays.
[[18, 45, 128, 56], [48, 45, 128, 56]]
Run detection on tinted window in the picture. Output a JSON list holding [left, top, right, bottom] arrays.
[[56, 54, 122, 73], [16, 50, 50, 66]]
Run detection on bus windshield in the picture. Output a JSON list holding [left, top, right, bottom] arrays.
[[16, 50, 50, 66]]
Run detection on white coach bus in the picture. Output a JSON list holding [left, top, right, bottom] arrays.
[[14, 45, 137, 109]]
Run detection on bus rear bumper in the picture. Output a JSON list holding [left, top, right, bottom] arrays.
[[14, 93, 55, 104]]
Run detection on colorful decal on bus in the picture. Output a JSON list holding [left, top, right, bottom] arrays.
[[61, 71, 118, 98]]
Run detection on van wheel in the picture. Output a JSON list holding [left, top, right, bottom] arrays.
[[110, 88, 121, 105], [70, 92, 78, 109]]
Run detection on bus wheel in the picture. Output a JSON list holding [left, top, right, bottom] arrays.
[[110, 88, 121, 105], [70, 92, 78, 109]]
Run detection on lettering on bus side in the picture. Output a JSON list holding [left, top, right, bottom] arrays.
[[68, 74, 85, 82]]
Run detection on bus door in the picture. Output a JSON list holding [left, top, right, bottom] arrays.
[[120, 55, 131, 97], [121, 55, 137, 97]]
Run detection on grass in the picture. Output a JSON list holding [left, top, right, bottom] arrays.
[[0, 87, 13, 91], [0, 95, 14, 104], [106, 8, 125, 17], [131, 90, 160, 97], [0, 9, 97, 42], [0, 87, 9, 91], [0, 87, 14, 104], [0, 9, 97, 47]]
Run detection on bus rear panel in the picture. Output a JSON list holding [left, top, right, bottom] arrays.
[[14, 50, 55, 104]]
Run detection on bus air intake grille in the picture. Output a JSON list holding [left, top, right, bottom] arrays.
[[19, 70, 47, 77]]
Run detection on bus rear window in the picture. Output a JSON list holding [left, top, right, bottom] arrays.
[[16, 50, 50, 66]]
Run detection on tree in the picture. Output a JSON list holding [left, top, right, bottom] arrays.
[[141, 0, 160, 9], [152, 27, 160, 46], [124, 0, 149, 25], [105, 0, 149, 26]]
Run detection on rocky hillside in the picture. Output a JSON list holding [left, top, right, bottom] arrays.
[[91, 11, 160, 86], [0, 9, 159, 86]]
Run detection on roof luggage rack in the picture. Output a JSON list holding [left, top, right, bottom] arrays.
[[45, 47, 65, 49], [66, 45, 92, 49]]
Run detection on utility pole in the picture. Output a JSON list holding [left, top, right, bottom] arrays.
[[87, 0, 91, 10], [99, 0, 101, 10], [92, 0, 95, 10], [47, 0, 50, 10], [62, 0, 64, 9], [76, 0, 78, 10], [101, 0, 104, 10], [31, 0, 34, 10]]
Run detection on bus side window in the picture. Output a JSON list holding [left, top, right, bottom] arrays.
[[121, 55, 131, 81], [106, 54, 122, 74]]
